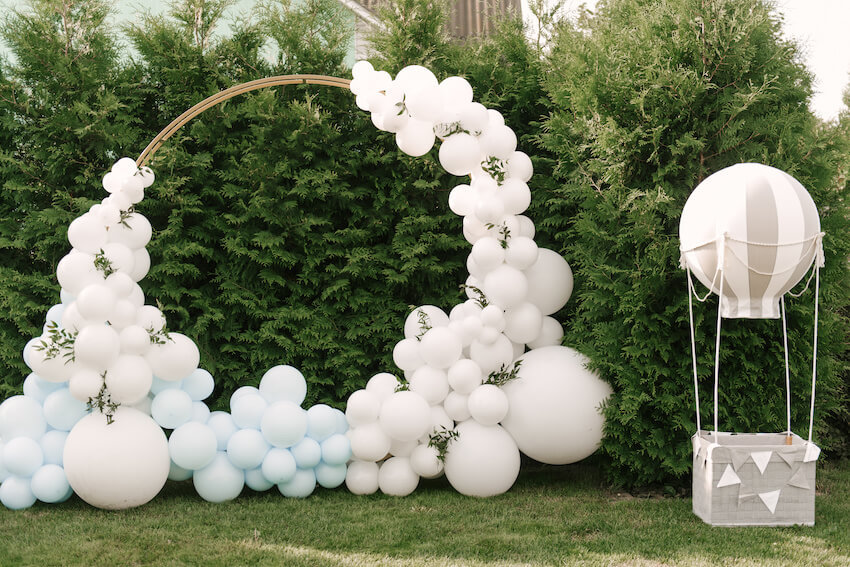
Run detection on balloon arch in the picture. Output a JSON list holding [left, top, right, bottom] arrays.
[[0, 63, 612, 510]]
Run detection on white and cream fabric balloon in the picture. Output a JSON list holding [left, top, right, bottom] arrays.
[[679, 163, 824, 319]]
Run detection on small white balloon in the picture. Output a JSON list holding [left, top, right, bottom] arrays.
[[469, 334, 514, 375], [443, 391, 471, 422], [365, 372, 401, 402], [403, 306, 450, 340], [145, 333, 200, 382], [68, 214, 108, 254], [471, 237, 505, 273], [408, 365, 450, 405], [484, 265, 528, 309], [69, 368, 103, 402], [506, 151, 533, 182], [392, 338, 424, 373], [419, 326, 463, 369], [104, 354, 153, 405], [447, 358, 484, 394], [345, 389, 381, 427], [448, 184, 475, 216], [119, 325, 151, 356], [444, 421, 519, 497], [503, 302, 544, 345], [467, 384, 509, 426], [74, 325, 121, 370], [379, 391, 432, 442], [458, 102, 489, 134], [395, 118, 435, 157], [349, 421, 392, 462], [527, 316, 565, 349], [500, 178, 531, 215], [378, 456, 419, 496], [439, 133, 481, 177], [505, 236, 539, 270], [478, 124, 517, 160], [345, 460, 380, 495]]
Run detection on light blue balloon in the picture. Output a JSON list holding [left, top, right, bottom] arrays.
[[191, 401, 211, 424], [260, 400, 307, 448], [230, 393, 267, 430], [291, 438, 322, 469], [150, 375, 183, 396], [30, 464, 70, 504], [259, 365, 307, 405], [306, 404, 338, 442], [245, 467, 274, 492], [23, 373, 64, 404], [315, 462, 347, 489], [168, 460, 194, 481], [320, 434, 352, 466], [43, 388, 88, 432], [40, 430, 68, 466], [207, 411, 238, 451], [151, 389, 193, 429], [333, 408, 349, 435], [0, 395, 47, 440], [0, 475, 37, 510], [226, 428, 270, 470], [3, 437, 43, 477], [261, 448, 297, 484], [193, 452, 245, 503], [277, 468, 316, 498], [169, 422, 217, 471], [182, 369, 215, 401]]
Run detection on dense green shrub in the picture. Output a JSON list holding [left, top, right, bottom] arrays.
[[542, 0, 850, 487]]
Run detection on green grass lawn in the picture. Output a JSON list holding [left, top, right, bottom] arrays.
[[1, 459, 848, 567]]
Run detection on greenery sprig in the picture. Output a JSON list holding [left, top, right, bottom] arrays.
[[459, 283, 489, 308], [147, 324, 173, 345], [485, 222, 512, 249], [428, 426, 459, 462], [34, 321, 77, 363], [415, 308, 432, 341], [87, 373, 120, 425], [434, 121, 468, 138], [484, 359, 523, 387], [118, 206, 135, 228], [94, 249, 116, 277], [394, 379, 410, 392], [481, 156, 507, 185]]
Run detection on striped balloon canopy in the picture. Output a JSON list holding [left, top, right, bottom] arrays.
[[679, 163, 824, 319]]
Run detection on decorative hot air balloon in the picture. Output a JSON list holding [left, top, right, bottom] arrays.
[[679, 163, 824, 318]]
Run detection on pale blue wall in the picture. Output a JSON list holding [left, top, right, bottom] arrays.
[[0, 0, 356, 67]]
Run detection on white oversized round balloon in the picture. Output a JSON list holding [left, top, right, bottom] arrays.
[[444, 420, 519, 497], [63, 407, 170, 509], [501, 346, 612, 464]]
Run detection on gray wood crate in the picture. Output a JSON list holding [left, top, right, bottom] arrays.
[[692, 431, 820, 526]]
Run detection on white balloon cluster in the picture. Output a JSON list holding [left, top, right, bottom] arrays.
[[345, 62, 608, 498], [1, 158, 352, 510]]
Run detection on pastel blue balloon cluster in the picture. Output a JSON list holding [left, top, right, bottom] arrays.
[[0, 373, 89, 509], [160, 364, 351, 502]]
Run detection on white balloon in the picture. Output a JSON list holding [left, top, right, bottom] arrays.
[[479, 305, 506, 330], [506, 151, 533, 182], [474, 194, 505, 225], [467, 384, 509, 426], [419, 326, 463, 369], [69, 368, 103, 402], [379, 391, 432, 442], [408, 365, 450, 405], [524, 249, 574, 315], [392, 338, 424, 373], [130, 248, 150, 282], [105, 271, 136, 298], [108, 299, 137, 330], [145, 333, 200, 382], [458, 102, 489, 134], [349, 421, 391, 462], [443, 391, 471, 422], [501, 346, 612, 464], [389, 437, 418, 457], [503, 302, 543, 345], [406, 84, 444, 123], [56, 252, 102, 296], [478, 124, 517, 160], [25, 339, 76, 383], [395, 118, 435, 157], [449, 184, 475, 216], [469, 334, 514, 375], [68, 214, 108, 254], [63, 407, 170, 509], [484, 265, 528, 309], [365, 372, 401, 402], [516, 215, 536, 238], [395, 65, 438, 95], [119, 325, 151, 355], [104, 354, 153, 405], [345, 389, 381, 427], [136, 305, 166, 333], [74, 325, 120, 370], [101, 242, 135, 275], [439, 133, 481, 177], [463, 215, 490, 244], [471, 237, 505, 273], [403, 305, 449, 340], [345, 460, 380, 495], [505, 236, 539, 270], [378, 456, 419, 496], [59, 302, 91, 334], [351, 60, 374, 79], [500, 178, 531, 215], [447, 358, 484, 394], [527, 316, 564, 349], [107, 212, 152, 250], [444, 421, 519, 497]]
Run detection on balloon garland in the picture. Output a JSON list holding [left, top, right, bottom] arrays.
[[0, 63, 611, 510]]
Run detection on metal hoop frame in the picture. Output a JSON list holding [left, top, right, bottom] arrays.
[[135, 74, 351, 168]]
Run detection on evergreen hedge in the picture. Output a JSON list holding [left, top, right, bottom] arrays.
[[0, 0, 846, 487]]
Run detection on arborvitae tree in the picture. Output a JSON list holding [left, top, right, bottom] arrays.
[[0, 0, 145, 397], [542, 0, 850, 487]]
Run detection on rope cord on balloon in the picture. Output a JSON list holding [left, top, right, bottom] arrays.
[[718, 235, 823, 278], [686, 267, 702, 434], [134, 74, 352, 168], [780, 297, 792, 437], [786, 260, 821, 298], [685, 264, 721, 303], [808, 267, 821, 445]]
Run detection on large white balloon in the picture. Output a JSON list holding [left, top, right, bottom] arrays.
[[444, 421, 519, 497], [523, 249, 573, 315], [63, 407, 170, 509], [502, 346, 612, 464]]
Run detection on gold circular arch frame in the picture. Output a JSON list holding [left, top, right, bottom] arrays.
[[136, 74, 352, 168]]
